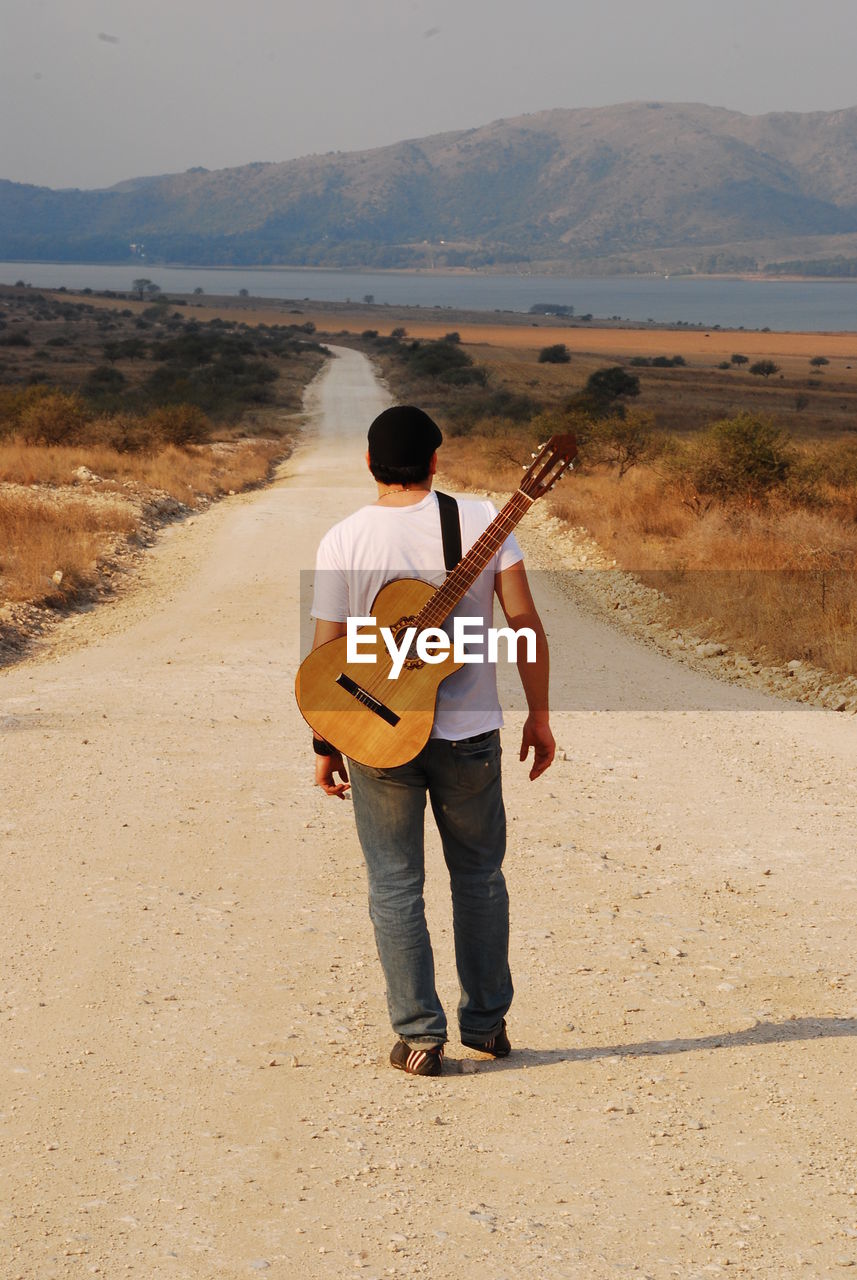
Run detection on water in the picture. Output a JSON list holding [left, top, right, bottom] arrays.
[[2, 261, 856, 332]]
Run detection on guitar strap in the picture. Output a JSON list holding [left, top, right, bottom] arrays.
[[435, 491, 462, 572]]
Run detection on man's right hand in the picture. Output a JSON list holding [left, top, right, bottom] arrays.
[[315, 751, 351, 798]]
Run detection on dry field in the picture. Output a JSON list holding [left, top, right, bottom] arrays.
[[7, 285, 856, 679], [0, 438, 286, 614], [0, 287, 326, 647]]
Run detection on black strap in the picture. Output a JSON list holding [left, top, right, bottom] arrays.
[[436, 491, 462, 571]]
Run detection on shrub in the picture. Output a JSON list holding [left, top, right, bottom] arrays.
[[731, 353, 749, 365], [143, 404, 211, 446], [586, 410, 657, 477], [84, 365, 127, 396], [538, 343, 571, 364], [586, 366, 640, 400], [403, 339, 486, 385], [749, 360, 780, 378], [17, 390, 92, 445], [0, 330, 31, 347], [810, 356, 829, 368], [688, 413, 792, 501]]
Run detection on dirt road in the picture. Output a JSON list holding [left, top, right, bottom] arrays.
[[2, 348, 856, 1279]]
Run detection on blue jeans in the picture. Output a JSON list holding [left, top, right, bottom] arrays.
[[348, 731, 512, 1047]]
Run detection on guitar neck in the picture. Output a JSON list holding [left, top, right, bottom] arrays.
[[416, 489, 534, 630]]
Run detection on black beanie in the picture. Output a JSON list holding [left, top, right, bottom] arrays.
[[367, 405, 442, 468]]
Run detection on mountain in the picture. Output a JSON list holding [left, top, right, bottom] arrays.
[[3, 102, 857, 273]]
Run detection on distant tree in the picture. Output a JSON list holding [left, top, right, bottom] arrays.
[[538, 343, 571, 364], [193, 286, 204, 296], [586, 366, 640, 400], [391, 327, 407, 340], [749, 360, 779, 378], [730, 353, 749, 365], [809, 356, 829, 368], [239, 288, 249, 297], [587, 409, 655, 478], [443, 331, 461, 344], [132, 278, 160, 301], [717, 361, 731, 369], [363, 294, 375, 306]]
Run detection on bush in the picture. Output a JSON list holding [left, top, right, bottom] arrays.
[[586, 366, 640, 400], [749, 360, 780, 378], [586, 410, 657, 477], [17, 390, 92, 445], [0, 330, 31, 347], [688, 413, 792, 501], [403, 339, 486, 386], [143, 404, 211, 446], [731, 354, 749, 365], [538, 343, 571, 364], [84, 365, 127, 396], [810, 356, 829, 368]]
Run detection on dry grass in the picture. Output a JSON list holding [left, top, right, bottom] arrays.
[[439, 436, 857, 676], [0, 438, 285, 503], [0, 490, 137, 603], [0, 437, 287, 611]]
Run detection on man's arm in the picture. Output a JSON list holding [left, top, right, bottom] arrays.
[[494, 561, 556, 780], [310, 619, 351, 798]]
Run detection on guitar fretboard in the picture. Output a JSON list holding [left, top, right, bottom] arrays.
[[415, 489, 534, 630]]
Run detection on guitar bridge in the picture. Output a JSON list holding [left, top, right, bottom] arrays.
[[335, 673, 400, 727]]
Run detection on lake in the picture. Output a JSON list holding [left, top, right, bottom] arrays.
[[2, 261, 856, 332]]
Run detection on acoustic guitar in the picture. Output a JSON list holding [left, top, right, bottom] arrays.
[[295, 433, 578, 768]]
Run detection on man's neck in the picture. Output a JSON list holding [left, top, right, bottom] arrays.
[[374, 483, 432, 507]]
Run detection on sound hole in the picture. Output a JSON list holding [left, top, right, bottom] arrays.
[[391, 615, 424, 670]]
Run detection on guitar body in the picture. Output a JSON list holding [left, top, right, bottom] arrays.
[[295, 577, 464, 768]]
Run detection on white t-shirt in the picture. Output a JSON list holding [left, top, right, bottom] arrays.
[[310, 491, 523, 740]]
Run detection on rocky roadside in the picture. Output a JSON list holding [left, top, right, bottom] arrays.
[[0, 472, 197, 666]]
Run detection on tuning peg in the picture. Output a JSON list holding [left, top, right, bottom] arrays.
[[538, 441, 546, 448], [530, 451, 538, 458]]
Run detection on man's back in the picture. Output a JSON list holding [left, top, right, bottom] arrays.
[[311, 491, 523, 740]]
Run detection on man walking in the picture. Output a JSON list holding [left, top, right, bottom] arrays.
[[309, 405, 554, 1076]]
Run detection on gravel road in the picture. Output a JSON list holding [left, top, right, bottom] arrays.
[[2, 347, 856, 1280]]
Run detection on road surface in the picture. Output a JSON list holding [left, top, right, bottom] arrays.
[[2, 347, 856, 1279]]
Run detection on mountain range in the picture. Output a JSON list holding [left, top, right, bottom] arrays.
[[3, 101, 857, 274]]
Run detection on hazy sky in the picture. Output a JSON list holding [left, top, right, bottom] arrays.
[[3, 0, 856, 190]]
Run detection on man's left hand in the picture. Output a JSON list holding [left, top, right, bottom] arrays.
[[315, 751, 351, 798], [519, 715, 555, 780]]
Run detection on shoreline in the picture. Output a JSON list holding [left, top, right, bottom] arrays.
[[31, 285, 856, 359], [4, 260, 857, 285]]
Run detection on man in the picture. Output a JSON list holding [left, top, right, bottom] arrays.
[[309, 404, 554, 1076]]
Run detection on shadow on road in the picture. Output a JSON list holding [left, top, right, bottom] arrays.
[[452, 1016, 857, 1072]]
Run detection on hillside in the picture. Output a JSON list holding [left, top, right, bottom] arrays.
[[3, 102, 857, 273]]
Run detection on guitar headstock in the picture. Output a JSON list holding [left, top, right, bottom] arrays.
[[520, 433, 578, 500]]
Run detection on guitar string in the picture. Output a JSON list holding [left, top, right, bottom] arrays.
[[355, 488, 535, 702]]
